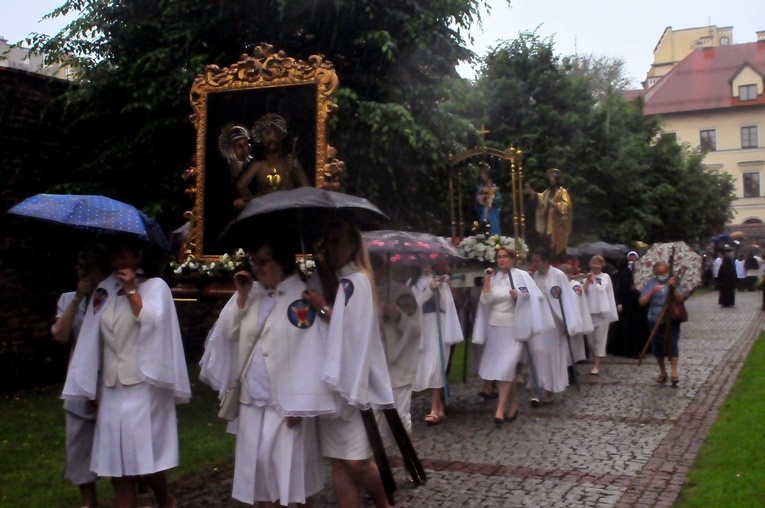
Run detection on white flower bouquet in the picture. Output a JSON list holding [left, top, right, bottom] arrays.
[[169, 248, 248, 278], [458, 234, 529, 264]]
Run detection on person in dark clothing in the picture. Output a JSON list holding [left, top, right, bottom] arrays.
[[607, 255, 649, 358], [718, 256, 737, 307]]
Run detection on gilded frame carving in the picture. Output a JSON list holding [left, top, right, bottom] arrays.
[[181, 43, 341, 259]]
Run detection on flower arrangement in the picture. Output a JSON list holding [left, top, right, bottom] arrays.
[[169, 249, 249, 278], [458, 233, 529, 264]]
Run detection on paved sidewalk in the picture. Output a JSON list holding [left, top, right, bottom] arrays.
[[174, 290, 764, 507]]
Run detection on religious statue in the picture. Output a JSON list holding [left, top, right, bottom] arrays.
[[235, 113, 310, 202], [527, 168, 572, 258], [217, 123, 254, 211], [474, 163, 501, 235]]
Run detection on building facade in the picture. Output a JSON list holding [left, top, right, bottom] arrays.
[[630, 30, 765, 230], [0, 36, 73, 80]]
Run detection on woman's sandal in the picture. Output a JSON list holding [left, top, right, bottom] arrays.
[[424, 411, 445, 425], [657, 373, 668, 384], [670, 375, 679, 387]]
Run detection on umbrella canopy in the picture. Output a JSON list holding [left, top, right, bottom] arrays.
[[218, 186, 388, 251], [633, 241, 702, 292], [363, 230, 465, 266], [6, 193, 171, 251], [574, 241, 630, 259]]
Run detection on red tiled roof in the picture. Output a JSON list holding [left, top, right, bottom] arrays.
[[637, 41, 765, 115]]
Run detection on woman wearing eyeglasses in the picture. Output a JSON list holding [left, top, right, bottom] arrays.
[[200, 238, 336, 506]]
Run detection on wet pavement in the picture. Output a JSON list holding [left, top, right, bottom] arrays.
[[174, 290, 764, 507]]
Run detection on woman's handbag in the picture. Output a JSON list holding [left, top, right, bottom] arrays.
[[217, 332, 262, 421], [218, 382, 242, 421], [669, 299, 688, 323]]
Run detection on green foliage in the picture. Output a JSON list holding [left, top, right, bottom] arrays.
[[461, 30, 734, 247], [28, 0, 488, 234]]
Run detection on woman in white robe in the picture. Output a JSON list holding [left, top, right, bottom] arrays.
[[200, 240, 336, 506], [63, 236, 190, 508], [302, 219, 395, 508], [409, 265, 463, 424], [371, 261, 422, 444], [583, 255, 619, 375], [473, 247, 553, 423], [530, 249, 585, 405], [557, 263, 593, 366], [51, 243, 110, 508]]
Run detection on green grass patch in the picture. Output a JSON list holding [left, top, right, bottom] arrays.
[[0, 367, 233, 508], [675, 331, 765, 507]]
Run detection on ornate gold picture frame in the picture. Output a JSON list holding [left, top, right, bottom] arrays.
[[181, 43, 341, 259]]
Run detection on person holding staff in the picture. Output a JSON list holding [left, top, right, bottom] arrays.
[[473, 246, 553, 423], [639, 262, 687, 387], [302, 218, 394, 508], [408, 264, 463, 425]]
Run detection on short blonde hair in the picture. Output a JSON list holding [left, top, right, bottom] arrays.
[[558, 263, 574, 277], [589, 255, 605, 266]]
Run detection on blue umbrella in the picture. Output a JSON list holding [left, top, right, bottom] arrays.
[[7, 194, 171, 251]]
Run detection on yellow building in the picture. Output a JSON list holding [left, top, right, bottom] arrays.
[[645, 25, 733, 88], [631, 31, 765, 232]]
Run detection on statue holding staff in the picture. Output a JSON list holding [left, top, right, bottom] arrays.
[[527, 168, 572, 259]]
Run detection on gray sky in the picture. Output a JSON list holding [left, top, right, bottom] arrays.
[[458, 0, 765, 86], [3, 0, 764, 88]]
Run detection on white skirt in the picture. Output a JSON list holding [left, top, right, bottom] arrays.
[[588, 315, 610, 358], [233, 403, 324, 506], [318, 405, 372, 460], [64, 409, 97, 485], [478, 325, 523, 382], [413, 315, 450, 391], [91, 382, 178, 477], [528, 329, 569, 393]]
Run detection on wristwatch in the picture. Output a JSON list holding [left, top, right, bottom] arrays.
[[319, 305, 332, 317], [127, 289, 138, 297]]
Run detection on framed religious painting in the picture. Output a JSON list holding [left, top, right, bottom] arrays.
[[182, 43, 342, 259]]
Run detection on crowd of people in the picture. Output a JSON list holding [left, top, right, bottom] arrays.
[[55, 226, 705, 507]]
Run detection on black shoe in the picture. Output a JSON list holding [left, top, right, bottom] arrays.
[[478, 391, 498, 400], [494, 416, 505, 425], [505, 408, 519, 422]]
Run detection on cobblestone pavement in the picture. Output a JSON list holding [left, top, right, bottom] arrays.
[[174, 290, 764, 507]]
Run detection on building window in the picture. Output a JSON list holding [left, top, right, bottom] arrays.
[[743, 172, 760, 198], [739, 84, 757, 101], [700, 129, 717, 151], [741, 126, 758, 149]]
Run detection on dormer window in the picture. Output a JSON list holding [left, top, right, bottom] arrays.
[[740, 84, 758, 101]]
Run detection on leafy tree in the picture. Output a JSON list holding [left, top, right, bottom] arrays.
[[29, 0, 490, 234], [567, 53, 634, 102], [463, 30, 734, 247]]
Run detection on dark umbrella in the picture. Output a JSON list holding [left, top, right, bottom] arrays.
[[6, 193, 171, 251], [575, 241, 630, 260], [218, 187, 388, 251]]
